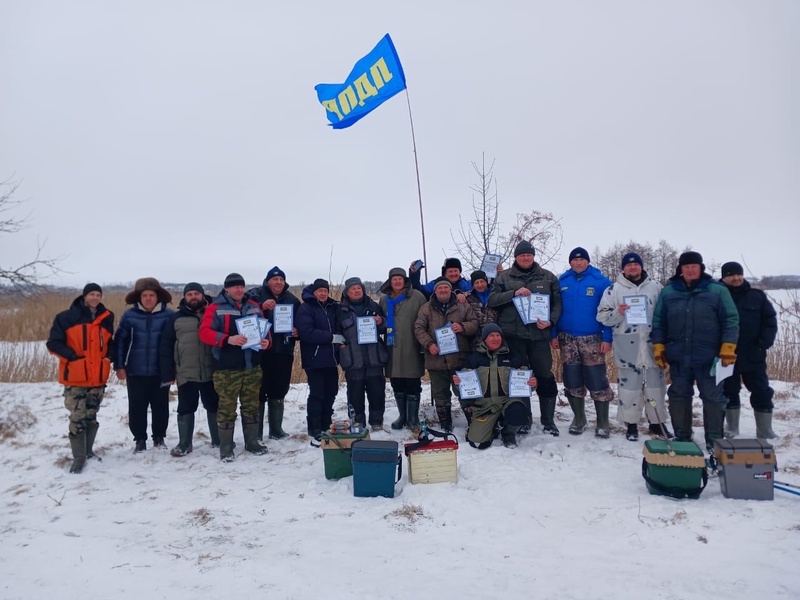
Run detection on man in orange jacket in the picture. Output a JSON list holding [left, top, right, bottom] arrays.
[[47, 283, 115, 473]]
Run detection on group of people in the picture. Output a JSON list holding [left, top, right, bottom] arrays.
[[46, 243, 779, 473]]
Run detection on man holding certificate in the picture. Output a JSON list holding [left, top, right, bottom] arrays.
[[414, 279, 479, 432], [246, 266, 301, 441], [597, 253, 671, 441], [489, 241, 562, 436], [452, 324, 534, 449], [335, 277, 389, 431], [199, 273, 271, 461]]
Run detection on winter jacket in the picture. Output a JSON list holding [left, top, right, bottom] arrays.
[[114, 302, 175, 376], [159, 296, 215, 385], [336, 295, 388, 372], [414, 294, 479, 371], [465, 342, 528, 399], [465, 288, 498, 333], [410, 269, 472, 300], [378, 283, 427, 379], [596, 272, 662, 370], [553, 265, 612, 342], [488, 262, 562, 341], [47, 295, 114, 387], [199, 291, 264, 371], [295, 285, 339, 370], [651, 273, 739, 366], [722, 279, 778, 369], [245, 280, 301, 356]]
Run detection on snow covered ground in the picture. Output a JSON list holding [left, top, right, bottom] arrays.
[[1, 380, 799, 599]]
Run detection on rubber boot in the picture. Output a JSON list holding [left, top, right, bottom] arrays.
[[501, 425, 520, 448], [207, 411, 220, 448], [724, 407, 740, 439], [648, 422, 674, 439], [171, 413, 194, 457], [436, 404, 453, 433], [242, 414, 269, 455], [391, 393, 408, 430], [669, 402, 694, 442], [540, 397, 559, 436], [85, 420, 100, 461], [594, 400, 610, 438], [567, 395, 587, 435], [69, 430, 87, 474], [307, 416, 323, 445], [702, 403, 726, 452], [754, 410, 777, 439], [218, 422, 236, 462], [406, 394, 421, 431], [519, 396, 532, 434], [257, 401, 266, 442], [268, 399, 289, 440]]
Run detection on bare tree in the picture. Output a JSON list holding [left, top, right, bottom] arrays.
[[451, 154, 563, 272], [593, 239, 680, 284], [0, 178, 61, 288]]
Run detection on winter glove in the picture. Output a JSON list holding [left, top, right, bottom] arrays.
[[719, 342, 737, 367], [653, 343, 667, 369]]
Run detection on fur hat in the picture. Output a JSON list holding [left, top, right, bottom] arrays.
[[514, 241, 535, 257], [344, 277, 365, 297], [721, 261, 744, 278], [569, 247, 590, 262], [82, 283, 102, 297], [621, 252, 643, 269], [441, 257, 462, 276], [125, 277, 172, 305], [380, 267, 407, 294]]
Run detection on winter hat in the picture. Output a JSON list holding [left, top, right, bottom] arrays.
[[678, 251, 703, 267], [125, 277, 172, 305], [82, 283, 102, 297], [224, 273, 246, 288], [441, 257, 462, 276], [265, 266, 286, 282], [311, 278, 330, 292], [514, 241, 535, 257], [721, 261, 744, 278], [621, 252, 643, 269], [380, 267, 407, 294], [344, 277, 364, 295], [183, 282, 205, 296], [470, 270, 489, 284], [434, 279, 453, 291], [481, 323, 503, 342], [569, 247, 590, 262]]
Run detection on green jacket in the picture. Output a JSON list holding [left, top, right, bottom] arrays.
[[488, 262, 562, 341], [379, 285, 427, 378]]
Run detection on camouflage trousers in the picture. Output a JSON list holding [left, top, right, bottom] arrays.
[[558, 333, 614, 402], [63, 386, 105, 436], [213, 368, 261, 424]]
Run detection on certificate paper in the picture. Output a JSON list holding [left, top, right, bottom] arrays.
[[456, 370, 483, 399], [529, 293, 550, 323], [480, 253, 502, 279], [356, 316, 378, 344], [273, 304, 294, 334], [513, 295, 533, 325], [508, 369, 533, 397], [236, 316, 263, 350], [259, 318, 272, 339], [623, 295, 649, 325], [435, 324, 459, 355]]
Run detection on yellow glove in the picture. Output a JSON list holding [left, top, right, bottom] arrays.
[[720, 342, 737, 367], [653, 343, 667, 369]]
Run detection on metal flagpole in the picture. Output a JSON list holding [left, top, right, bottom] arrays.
[[405, 89, 428, 284]]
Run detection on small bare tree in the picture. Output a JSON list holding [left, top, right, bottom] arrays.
[[451, 154, 563, 272], [0, 178, 61, 288]]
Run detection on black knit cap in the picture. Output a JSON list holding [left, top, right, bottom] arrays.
[[678, 251, 703, 267], [265, 266, 286, 282], [183, 282, 205, 296], [621, 252, 643, 269], [481, 323, 503, 341], [311, 278, 330, 292], [224, 273, 246, 288], [721, 261, 744, 278], [470, 270, 489, 284], [82, 282, 102, 296], [569, 247, 590, 262], [514, 241, 535, 257]]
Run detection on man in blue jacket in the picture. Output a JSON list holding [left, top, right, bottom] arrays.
[[552, 248, 614, 437]]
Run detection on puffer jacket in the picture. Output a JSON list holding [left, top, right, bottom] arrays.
[[414, 293, 479, 371], [336, 295, 388, 371], [553, 265, 612, 342], [723, 279, 778, 369], [199, 291, 264, 371], [596, 271, 662, 370], [114, 302, 175, 376], [245, 280, 301, 356], [159, 296, 215, 385], [295, 285, 339, 370], [652, 273, 739, 366], [488, 262, 561, 341]]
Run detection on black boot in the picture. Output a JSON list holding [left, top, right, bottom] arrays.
[[218, 422, 235, 462], [207, 411, 220, 448], [540, 397, 560, 436], [501, 425, 520, 448], [625, 423, 639, 441], [153, 436, 166, 449], [436, 405, 453, 433], [69, 430, 87, 474], [257, 401, 266, 441], [702, 403, 725, 452], [134, 439, 147, 453], [648, 422, 674, 439], [307, 416, 323, 445], [406, 394, 421, 431], [85, 420, 100, 461], [171, 413, 194, 457], [242, 414, 269, 455], [268, 399, 289, 440], [594, 400, 610, 438], [391, 393, 408, 430], [669, 402, 694, 442]]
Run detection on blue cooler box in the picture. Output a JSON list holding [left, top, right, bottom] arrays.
[[351, 440, 402, 498]]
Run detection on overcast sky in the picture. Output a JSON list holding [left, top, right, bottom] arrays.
[[2, 0, 798, 289]]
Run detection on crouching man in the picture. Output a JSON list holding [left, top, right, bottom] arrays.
[[452, 324, 535, 449]]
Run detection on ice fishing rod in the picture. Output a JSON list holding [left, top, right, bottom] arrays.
[[646, 398, 675, 456], [775, 483, 800, 498]]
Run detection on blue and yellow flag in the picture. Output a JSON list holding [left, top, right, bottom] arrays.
[[315, 34, 407, 129]]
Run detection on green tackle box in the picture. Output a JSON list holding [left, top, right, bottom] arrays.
[[320, 429, 371, 480], [642, 440, 708, 499]]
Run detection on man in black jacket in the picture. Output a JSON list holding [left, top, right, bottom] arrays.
[[720, 262, 779, 439]]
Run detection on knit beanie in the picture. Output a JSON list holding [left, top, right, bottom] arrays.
[[481, 323, 503, 341], [82, 282, 102, 296], [569, 247, 590, 262], [621, 253, 643, 269], [265, 266, 286, 282], [721, 261, 744, 278], [514, 241, 535, 257], [470, 270, 489, 284], [434, 279, 453, 291], [224, 273, 246, 288], [678, 251, 703, 267], [183, 282, 205, 296], [311, 278, 330, 292]]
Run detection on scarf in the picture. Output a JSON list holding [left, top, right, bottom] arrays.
[[385, 293, 406, 346]]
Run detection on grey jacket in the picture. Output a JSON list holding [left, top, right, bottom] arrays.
[[488, 262, 562, 341]]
